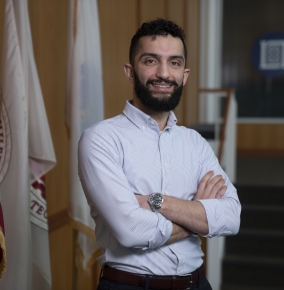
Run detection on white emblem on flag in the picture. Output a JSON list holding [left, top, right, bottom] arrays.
[[0, 95, 11, 184], [30, 177, 48, 230], [259, 40, 284, 69]]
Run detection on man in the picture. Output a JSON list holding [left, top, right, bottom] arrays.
[[78, 19, 241, 290]]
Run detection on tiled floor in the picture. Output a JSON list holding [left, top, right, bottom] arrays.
[[236, 156, 284, 186]]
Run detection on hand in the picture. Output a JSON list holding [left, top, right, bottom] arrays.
[[135, 194, 151, 210], [166, 223, 192, 244], [194, 171, 226, 200]]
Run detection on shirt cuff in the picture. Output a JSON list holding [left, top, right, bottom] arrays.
[[146, 214, 172, 250], [197, 199, 232, 238]]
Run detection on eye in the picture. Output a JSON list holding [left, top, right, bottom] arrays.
[[171, 61, 181, 66], [144, 58, 156, 65]]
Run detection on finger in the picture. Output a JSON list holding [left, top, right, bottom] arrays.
[[216, 185, 227, 198], [203, 175, 223, 197], [210, 178, 226, 198], [199, 171, 214, 189], [195, 171, 214, 199]]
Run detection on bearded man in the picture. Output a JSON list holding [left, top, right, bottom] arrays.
[[78, 18, 241, 290]]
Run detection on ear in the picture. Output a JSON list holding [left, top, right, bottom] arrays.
[[182, 68, 190, 86], [124, 63, 134, 83]]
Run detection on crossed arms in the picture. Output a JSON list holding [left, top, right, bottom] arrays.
[[78, 125, 241, 249], [136, 171, 227, 244]]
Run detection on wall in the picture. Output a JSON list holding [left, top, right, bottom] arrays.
[[222, 0, 284, 156], [28, 0, 74, 288], [238, 124, 284, 155]]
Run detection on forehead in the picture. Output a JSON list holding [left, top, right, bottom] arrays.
[[136, 35, 185, 60]]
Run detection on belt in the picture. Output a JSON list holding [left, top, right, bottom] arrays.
[[102, 265, 205, 290]]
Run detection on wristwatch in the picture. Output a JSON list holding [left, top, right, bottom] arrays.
[[148, 193, 163, 213]]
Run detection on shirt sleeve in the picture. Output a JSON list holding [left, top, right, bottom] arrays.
[[195, 134, 241, 238], [78, 124, 172, 249]]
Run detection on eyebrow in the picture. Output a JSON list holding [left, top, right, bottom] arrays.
[[139, 53, 185, 63]]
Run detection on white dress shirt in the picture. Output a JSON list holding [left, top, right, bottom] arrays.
[[78, 100, 241, 275]]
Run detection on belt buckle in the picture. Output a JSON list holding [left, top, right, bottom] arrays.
[[185, 274, 193, 290]]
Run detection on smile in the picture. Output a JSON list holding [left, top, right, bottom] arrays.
[[147, 78, 178, 90], [153, 84, 171, 88]]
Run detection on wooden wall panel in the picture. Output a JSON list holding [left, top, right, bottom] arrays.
[[167, 0, 185, 23], [28, 1, 72, 289], [166, 0, 186, 123], [98, 0, 139, 119], [237, 124, 284, 154], [49, 225, 74, 290], [139, 0, 166, 23], [183, 0, 200, 126], [29, 0, 70, 216]]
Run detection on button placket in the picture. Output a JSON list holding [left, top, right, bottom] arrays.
[[159, 132, 171, 195]]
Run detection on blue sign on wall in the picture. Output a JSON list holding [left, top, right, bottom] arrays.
[[251, 32, 284, 78]]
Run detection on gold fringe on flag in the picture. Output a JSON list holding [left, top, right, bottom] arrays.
[[0, 226, 6, 278], [76, 245, 102, 284], [69, 217, 96, 241]]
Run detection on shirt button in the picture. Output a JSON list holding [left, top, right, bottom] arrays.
[[164, 163, 167, 167], [151, 121, 154, 125], [142, 126, 145, 131], [164, 190, 168, 195]]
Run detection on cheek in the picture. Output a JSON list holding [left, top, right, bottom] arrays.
[[175, 74, 185, 86], [140, 73, 155, 85], [178, 74, 186, 86], [136, 66, 157, 82], [168, 69, 184, 82]]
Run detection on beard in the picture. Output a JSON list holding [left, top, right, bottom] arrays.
[[133, 71, 184, 112]]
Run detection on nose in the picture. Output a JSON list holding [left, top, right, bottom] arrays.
[[156, 62, 170, 79]]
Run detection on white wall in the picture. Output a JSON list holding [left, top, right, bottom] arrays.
[[199, 1, 224, 290]]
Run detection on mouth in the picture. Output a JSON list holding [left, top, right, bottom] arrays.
[[151, 83, 171, 91], [147, 80, 177, 92]]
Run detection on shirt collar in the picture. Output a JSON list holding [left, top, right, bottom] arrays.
[[123, 100, 177, 132]]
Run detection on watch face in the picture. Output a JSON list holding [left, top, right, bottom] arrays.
[[150, 193, 163, 208]]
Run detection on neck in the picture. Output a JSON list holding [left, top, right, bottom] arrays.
[[132, 97, 170, 131]]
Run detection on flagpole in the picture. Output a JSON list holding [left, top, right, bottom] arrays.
[[72, 228, 78, 290]]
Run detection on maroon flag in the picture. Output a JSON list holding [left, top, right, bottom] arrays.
[[0, 204, 5, 278]]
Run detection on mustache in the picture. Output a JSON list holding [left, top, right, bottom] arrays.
[[146, 78, 178, 87]]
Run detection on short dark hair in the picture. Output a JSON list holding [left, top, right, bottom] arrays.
[[129, 18, 187, 66]]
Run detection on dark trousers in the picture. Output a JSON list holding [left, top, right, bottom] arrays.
[[97, 277, 213, 290]]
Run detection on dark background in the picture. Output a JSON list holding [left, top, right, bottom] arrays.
[[222, 0, 284, 118]]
